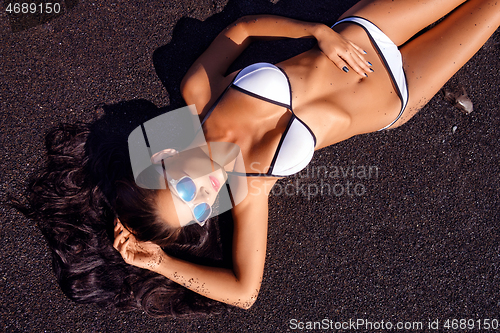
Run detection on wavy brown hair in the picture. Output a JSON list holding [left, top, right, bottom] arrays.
[[13, 101, 232, 317]]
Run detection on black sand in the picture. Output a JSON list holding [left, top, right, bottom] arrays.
[[1, 0, 499, 332]]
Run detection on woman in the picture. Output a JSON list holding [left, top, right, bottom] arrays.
[[22, 0, 500, 316]]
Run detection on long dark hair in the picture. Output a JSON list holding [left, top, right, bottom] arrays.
[[13, 101, 231, 317]]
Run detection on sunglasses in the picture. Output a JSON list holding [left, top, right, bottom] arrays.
[[168, 176, 212, 226]]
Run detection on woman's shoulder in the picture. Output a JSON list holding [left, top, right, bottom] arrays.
[[181, 68, 237, 115]]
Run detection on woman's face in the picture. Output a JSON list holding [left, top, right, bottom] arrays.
[[153, 147, 227, 228]]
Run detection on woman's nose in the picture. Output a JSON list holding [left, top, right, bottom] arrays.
[[195, 186, 211, 201]]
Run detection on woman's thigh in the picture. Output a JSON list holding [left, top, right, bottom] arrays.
[[388, 0, 500, 128], [339, 0, 466, 46]]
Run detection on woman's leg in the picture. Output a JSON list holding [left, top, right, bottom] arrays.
[[389, 0, 500, 128], [339, 0, 467, 46]]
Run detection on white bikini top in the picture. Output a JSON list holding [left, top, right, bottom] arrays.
[[200, 17, 408, 178], [201, 63, 316, 177]]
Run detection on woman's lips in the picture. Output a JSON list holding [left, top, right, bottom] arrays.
[[209, 175, 220, 192]]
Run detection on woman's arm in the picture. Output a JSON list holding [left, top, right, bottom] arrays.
[[159, 185, 269, 309], [181, 15, 372, 110], [241, 15, 372, 76], [114, 178, 273, 309]]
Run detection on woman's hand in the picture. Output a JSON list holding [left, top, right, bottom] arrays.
[[113, 219, 165, 271], [314, 24, 373, 77]]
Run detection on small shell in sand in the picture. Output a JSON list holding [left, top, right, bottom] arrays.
[[442, 85, 473, 114]]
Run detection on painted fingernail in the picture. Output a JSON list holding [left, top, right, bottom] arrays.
[[363, 50, 367, 54], [364, 73, 368, 77], [342, 66, 349, 73], [370, 68, 374, 72], [368, 61, 372, 66]]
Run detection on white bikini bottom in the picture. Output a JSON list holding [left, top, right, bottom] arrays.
[[333, 16, 409, 130]]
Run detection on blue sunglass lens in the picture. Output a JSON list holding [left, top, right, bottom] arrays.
[[176, 177, 196, 202], [193, 203, 211, 222]]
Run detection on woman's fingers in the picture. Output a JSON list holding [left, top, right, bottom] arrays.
[[113, 221, 131, 252], [113, 229, 128, 251], [111, 220, 162, 269], [119, 237, 131, 262], [332, 50, 364, 77], [114, 232, 133, 263], [340, 44, 372, 77], [349, 40, 365, 54], [315, 28, 373, 77], [323, 40, 372, 77]]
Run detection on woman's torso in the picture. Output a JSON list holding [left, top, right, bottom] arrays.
[[201, 21, 402, 177]]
